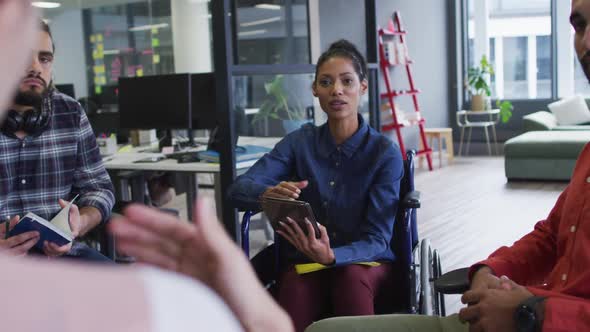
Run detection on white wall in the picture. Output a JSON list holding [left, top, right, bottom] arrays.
[[171, 0, 212, 73], [376, 1, 450, 150], [47, 9, 88, 98]]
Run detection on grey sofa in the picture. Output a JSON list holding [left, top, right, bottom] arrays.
[[505, 111, 590, 181]]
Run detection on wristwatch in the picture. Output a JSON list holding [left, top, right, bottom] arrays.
[[514, 296, 546, 332]]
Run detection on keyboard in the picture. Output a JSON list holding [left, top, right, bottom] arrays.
[[164, 151, 201, 163]]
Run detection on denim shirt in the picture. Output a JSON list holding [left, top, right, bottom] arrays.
[[229, 115, 403, 266]]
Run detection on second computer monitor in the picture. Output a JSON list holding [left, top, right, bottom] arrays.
[[191, 73, 217, 130], [118, 73, 217, 131], [118, 74, 192, 130]]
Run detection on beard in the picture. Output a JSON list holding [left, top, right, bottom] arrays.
[[13, 75, 48, 109], [14, 90, 44, 109], [580, 53, 590, 84]]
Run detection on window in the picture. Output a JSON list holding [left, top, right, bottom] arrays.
[[466, 0, 552, 100], [41, 0, 213, 107], [502, 37, 528, 99], [235, 0, 310, 65], [233, 73, 315, 137]]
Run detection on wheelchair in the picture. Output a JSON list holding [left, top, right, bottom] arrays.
[[239, 150, 446, 316]]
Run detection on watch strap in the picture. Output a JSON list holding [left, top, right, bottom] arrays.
[[515, 296, 546, 332]]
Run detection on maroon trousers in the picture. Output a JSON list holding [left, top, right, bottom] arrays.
[[276, 263, 394, 332]]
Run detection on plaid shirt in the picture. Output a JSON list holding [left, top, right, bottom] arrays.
[[0, 92, 114, 224]]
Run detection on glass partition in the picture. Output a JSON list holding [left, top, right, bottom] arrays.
[[235, 0, 310, 65], [39, 0, 212, 111], [233, 73, 315, 137]]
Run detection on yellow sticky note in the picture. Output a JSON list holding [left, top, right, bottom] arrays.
[[294, 262, 381, 275], [94, 76, 107, 85], [92, 50, 99, 60], [93, 65, 105, 74], [97, 44, 104, 52], [151, 27, 159, 34], [90, 35, 96, 43], [136, 68, 144, 77], [95, 86, 102, 94], [97, 34, 103, 42], [295, 263, 328, 274], [153, 54, 160, 64], [151, 38, 160, 47]]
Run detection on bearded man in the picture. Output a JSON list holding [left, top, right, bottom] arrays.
[[0, 20, 114, 261]]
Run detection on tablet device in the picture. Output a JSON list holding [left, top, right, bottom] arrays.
[[261, 197, 321, 238]]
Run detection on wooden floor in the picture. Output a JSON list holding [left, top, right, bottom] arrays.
[[415, 156, 566, 314], [162, 155, 567, 315]]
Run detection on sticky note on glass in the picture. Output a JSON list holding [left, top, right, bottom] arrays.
[[151, 38, 160, 47], [90, 35, 96, 43], [97, 34, 103, 42], [153, 54, 160, 64], [93, 50, 103, 60], [93, 65, 105, 74], [97, 44, 104, 52], [94, 76, 107, 85], [151, 27, 159, 34], [95, 86, 102, 95], [136, 68, 144, 77]]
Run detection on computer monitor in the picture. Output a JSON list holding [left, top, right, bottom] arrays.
[[55, 84, 75, 99], [118, 74, 192, 130], [190, 73, 217, 130]]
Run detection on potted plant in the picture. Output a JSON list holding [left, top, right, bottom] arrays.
[[467, 55, 494, 111], [497, 99, 513, 123], [252, 75, 310, 134]]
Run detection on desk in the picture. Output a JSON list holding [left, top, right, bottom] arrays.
[[456, 109, 500, 156], [103, 137, 280, 220]]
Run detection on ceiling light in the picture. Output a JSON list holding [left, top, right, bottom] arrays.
[[238, 29, 267, 37], [129, 23, 170, 32], [32, 1, 61, 9], [240, 16, 281, 27], [255, 4, 281, 10]]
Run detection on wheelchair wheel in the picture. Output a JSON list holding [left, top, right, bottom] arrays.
[[430, 249, 446, 316], [433, 249, 446, 316], [419, 239, 444, 316], [419, 239, 433, 315]]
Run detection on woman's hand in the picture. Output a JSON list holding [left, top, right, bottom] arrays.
[[262, 180, 308, 200], [276, 217, 335, 265]]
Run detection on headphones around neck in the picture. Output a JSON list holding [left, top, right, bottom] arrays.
[[2, 91, 53, 137], [2, 108, 50, 136]]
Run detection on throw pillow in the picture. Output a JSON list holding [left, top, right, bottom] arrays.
[[548, 95, 590, 125]]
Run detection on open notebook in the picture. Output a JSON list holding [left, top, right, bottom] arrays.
[[8, 195, 79, 250]]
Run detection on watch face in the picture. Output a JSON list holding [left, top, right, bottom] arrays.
[[516, 305, 536, 332]]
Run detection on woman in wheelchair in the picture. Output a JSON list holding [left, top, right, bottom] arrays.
[[229, 40, 404, 332]]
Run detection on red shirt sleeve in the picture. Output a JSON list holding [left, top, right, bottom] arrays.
[[541, 295, 590, 332]]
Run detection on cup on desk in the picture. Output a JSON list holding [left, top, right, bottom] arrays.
[[97, 134, 118, 155]]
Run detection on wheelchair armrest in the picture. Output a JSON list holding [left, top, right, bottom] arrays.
[[401, 190, 421, 209], [434, 267, 470, 294]]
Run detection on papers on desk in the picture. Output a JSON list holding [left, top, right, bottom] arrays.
[[197, 145, 271, 163]]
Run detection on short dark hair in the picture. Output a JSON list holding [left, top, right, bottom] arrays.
[[314, 39, 367, 82], [40, 19, 55, 53]]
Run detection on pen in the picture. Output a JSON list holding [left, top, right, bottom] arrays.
[[4, 217, 9, 240]]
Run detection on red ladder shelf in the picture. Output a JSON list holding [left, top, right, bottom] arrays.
[[378, 12, 433, 171]]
